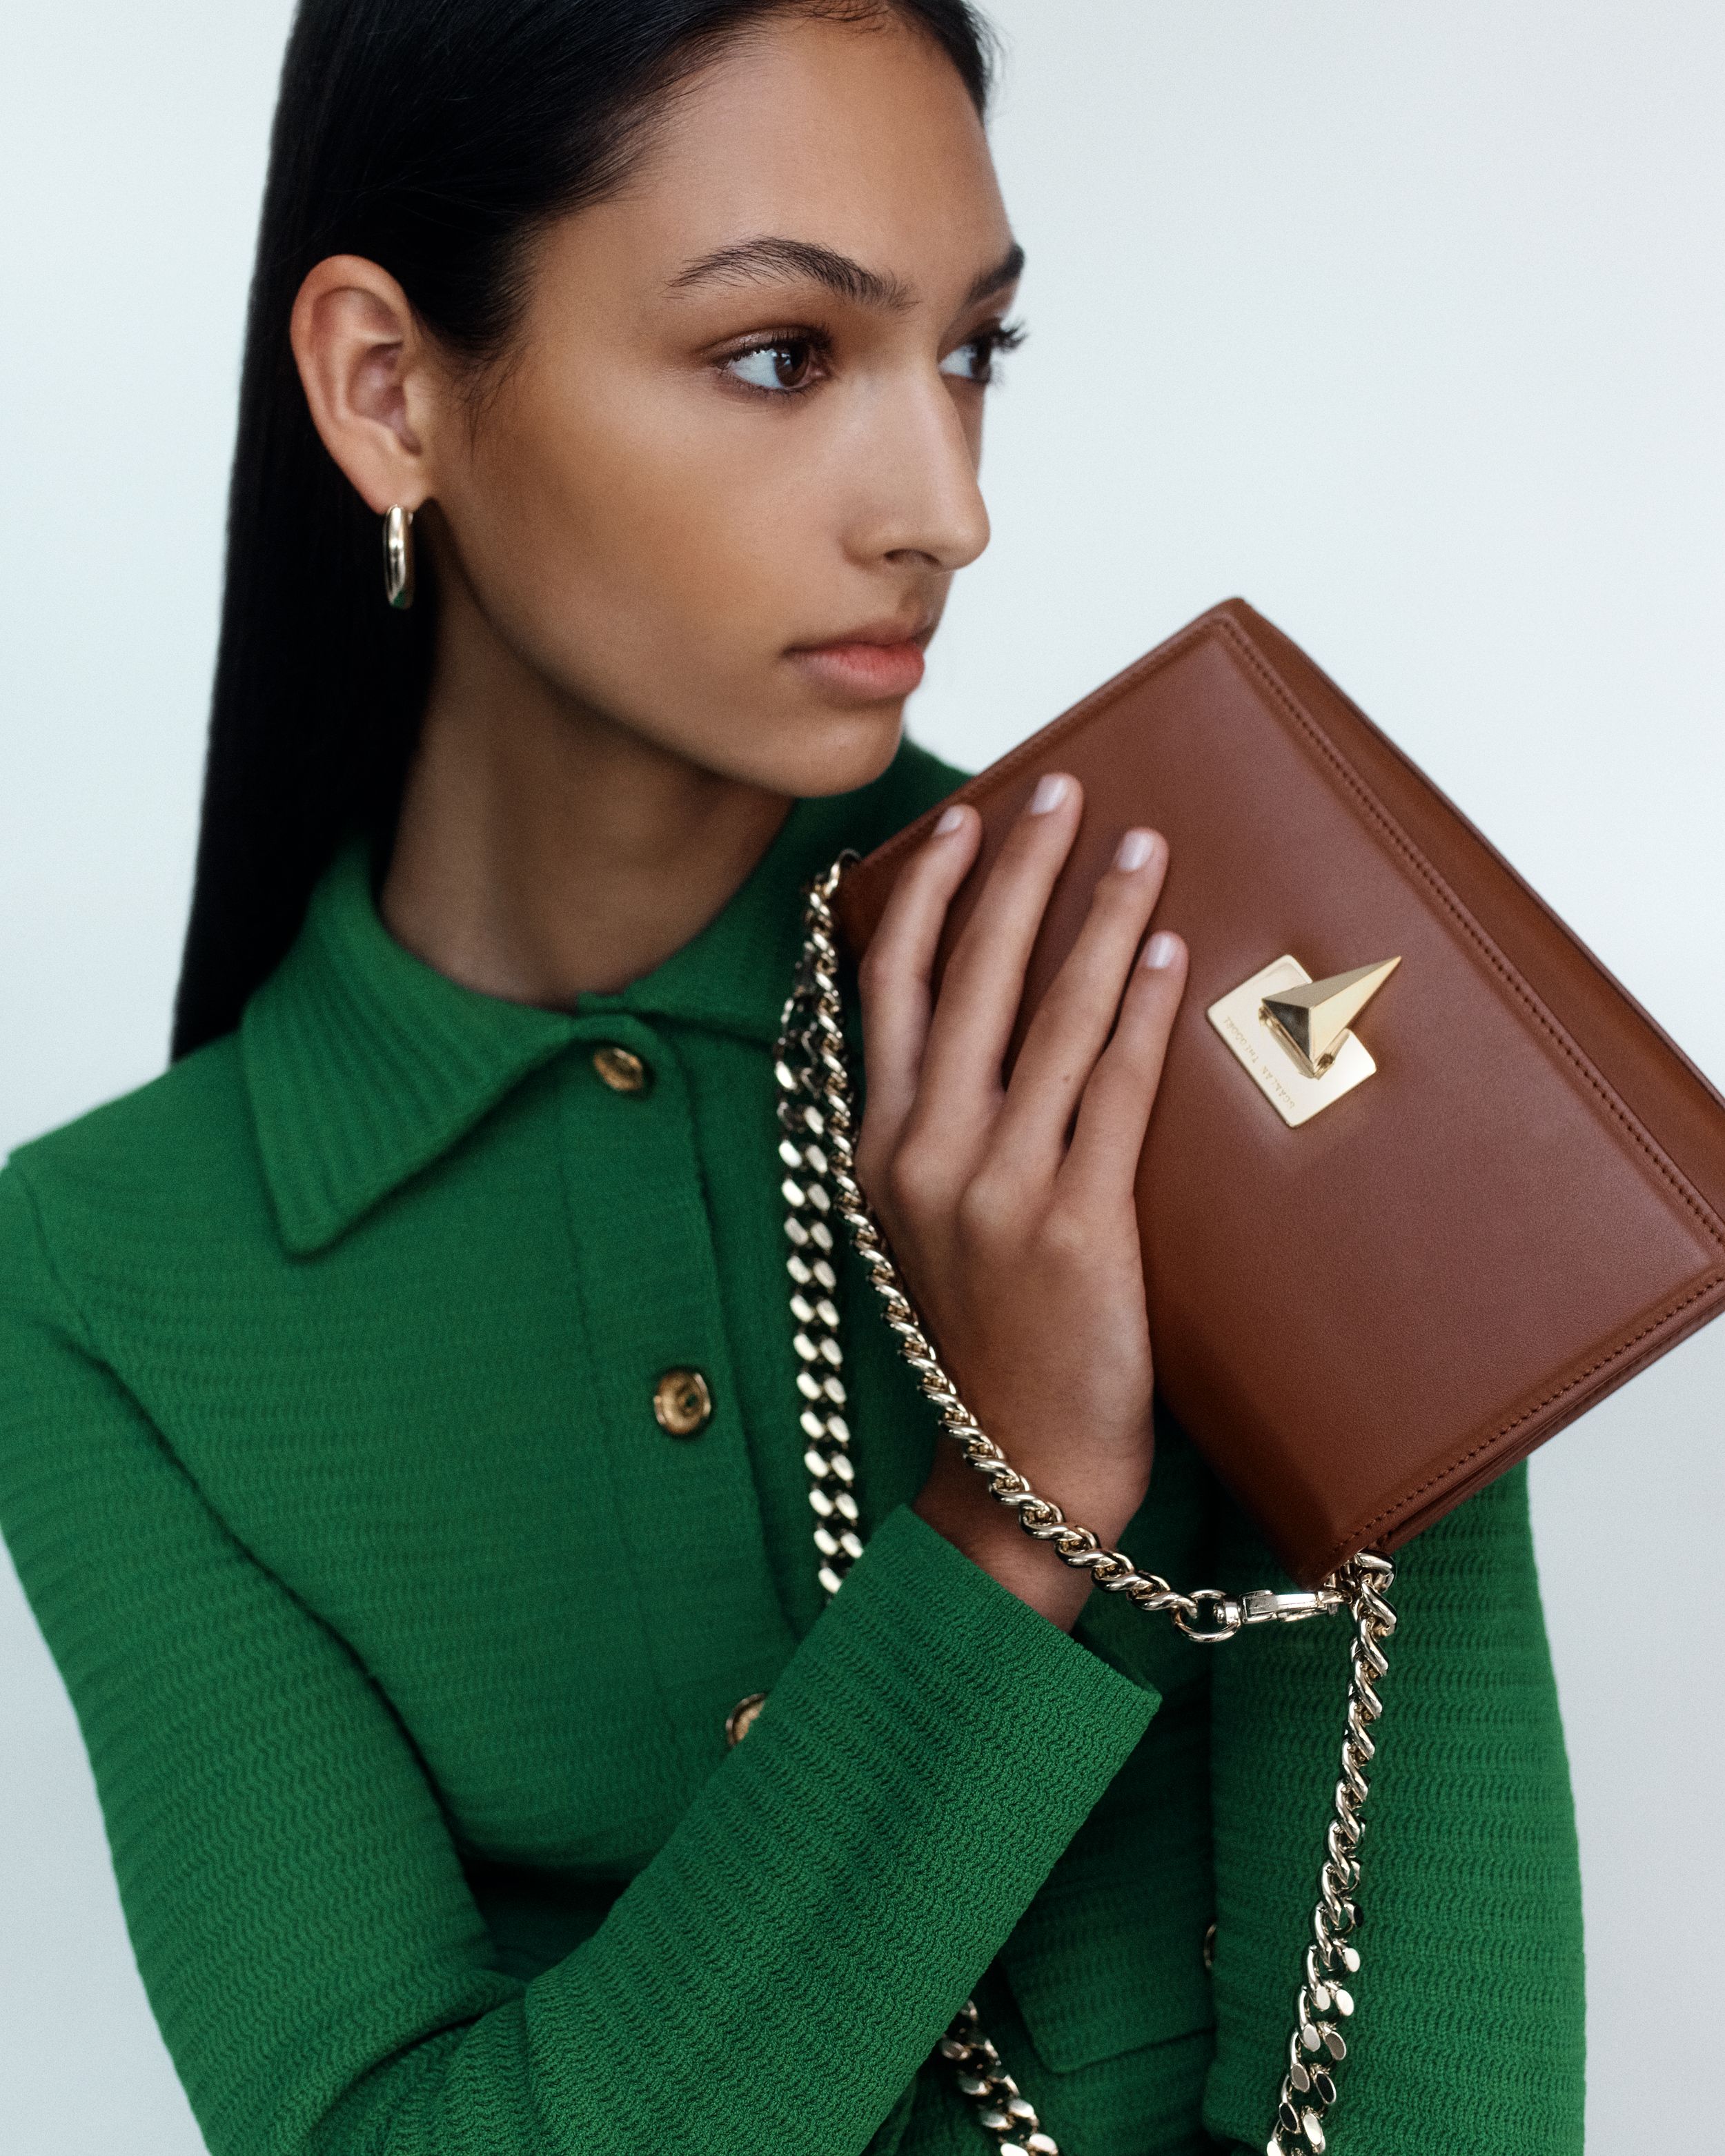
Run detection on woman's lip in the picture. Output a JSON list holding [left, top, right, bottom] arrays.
[[787, 639, 927, 700]]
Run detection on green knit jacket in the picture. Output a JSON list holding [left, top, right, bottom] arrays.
[[0, 742, 1584, 2156]]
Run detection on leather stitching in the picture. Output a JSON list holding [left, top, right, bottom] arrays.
[[870, 611, 1723, 1247], [1211, 614, 1725, 1252], [1321, 1267, 1725, 1573], [845, 619, 1217, 882]]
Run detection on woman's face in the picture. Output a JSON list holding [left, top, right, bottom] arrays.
[[421, 12, 1019, 799]]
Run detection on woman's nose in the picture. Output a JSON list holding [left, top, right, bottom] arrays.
[[847, 377, 992, 574]]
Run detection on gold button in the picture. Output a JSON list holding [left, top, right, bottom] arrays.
[[592, 1045, 650, 1096], [726, 1692, 767, 1747], [653, 1367, 713, 1438]]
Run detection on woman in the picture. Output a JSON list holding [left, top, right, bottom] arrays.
[[0, 3, 1584, 2152]]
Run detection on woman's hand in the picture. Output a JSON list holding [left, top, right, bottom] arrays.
[[854, 773, 1188, 1631]]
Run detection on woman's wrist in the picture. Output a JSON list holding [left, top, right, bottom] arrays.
[[912, 1445, 1143, 1634]]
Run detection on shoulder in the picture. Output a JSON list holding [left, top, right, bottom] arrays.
[[1, 1036, 268, 1322], [7, 1031, 256, 1212]]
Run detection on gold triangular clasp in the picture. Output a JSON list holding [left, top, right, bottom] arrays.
[[1259, 958, 1401, 1079]]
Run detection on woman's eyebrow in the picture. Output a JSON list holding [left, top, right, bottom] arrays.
[[963, 241, 1025, 308], [669, 236, 1025, 313], [670, 236, 914, 308]]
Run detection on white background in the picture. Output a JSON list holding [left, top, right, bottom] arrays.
[[2, 3, 1721, 2148]]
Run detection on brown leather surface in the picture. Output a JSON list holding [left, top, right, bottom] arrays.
[[838, 602, 1725, 1585]]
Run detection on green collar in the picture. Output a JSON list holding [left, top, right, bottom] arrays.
[[241, 740, 960, 1255]]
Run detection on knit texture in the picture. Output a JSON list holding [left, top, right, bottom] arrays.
[[0, 741, 1584, 2155]]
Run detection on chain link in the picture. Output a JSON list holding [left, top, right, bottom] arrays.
[[1266, 1553, 1397, 2156], [773, 853, 1397, 2156], [938, 2000, 1059, 2156]]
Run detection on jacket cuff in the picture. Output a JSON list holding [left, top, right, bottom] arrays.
[[815, 1498, 1163, 1743], [526, 1504, 1159, 2153]]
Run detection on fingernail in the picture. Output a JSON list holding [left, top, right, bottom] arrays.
[[1114, 828, 1157, 873], [1142, 931, 1181, 970], [934, 805, 967, 837], [1028, 773, 1071, 815]]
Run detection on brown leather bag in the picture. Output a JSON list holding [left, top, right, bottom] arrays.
[[835, 599, 1725, 1587]]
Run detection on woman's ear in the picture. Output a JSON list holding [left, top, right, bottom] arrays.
[[290, 255, 436, 514]]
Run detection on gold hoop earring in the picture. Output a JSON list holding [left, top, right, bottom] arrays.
[[382, 505, 416, 610]]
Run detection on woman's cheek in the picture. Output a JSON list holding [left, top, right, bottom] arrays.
[[464, 363, 854, 737], [603, 444, 830, 673]]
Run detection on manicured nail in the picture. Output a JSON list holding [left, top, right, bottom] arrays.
[[1142, 931, 1181, 970], [1114, 828, 1158, 873], [934, 805, 967, 837], [1028, 773, 1071, 815]]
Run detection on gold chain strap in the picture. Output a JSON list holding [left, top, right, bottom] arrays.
[[771, 855, 1397, 2156]]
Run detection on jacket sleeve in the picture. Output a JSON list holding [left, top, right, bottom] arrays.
[[0, 1163, 1160, 2156], [1201, 1463, 1586, 2153]]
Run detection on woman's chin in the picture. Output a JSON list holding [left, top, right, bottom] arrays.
[[779, 702, 909, 800]]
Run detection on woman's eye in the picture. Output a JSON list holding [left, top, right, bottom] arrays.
[[724, 339, 819, 394], [939, 337, 994, 385], [940, 322, 1025, 388]]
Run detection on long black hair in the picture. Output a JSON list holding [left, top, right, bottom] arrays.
[[172, 0, 996, 1060]]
